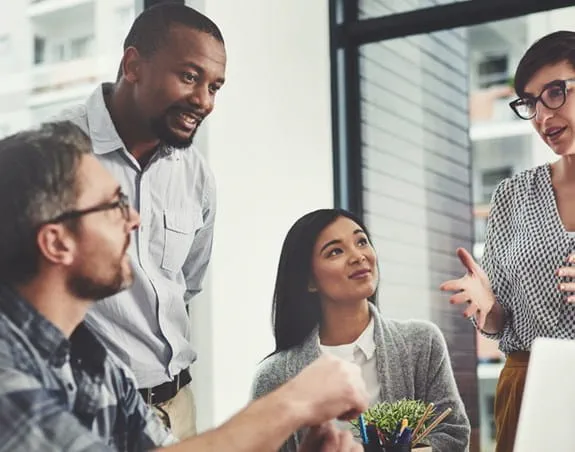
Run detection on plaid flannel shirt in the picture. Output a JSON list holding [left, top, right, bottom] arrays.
[[0, 285, 176, 451]]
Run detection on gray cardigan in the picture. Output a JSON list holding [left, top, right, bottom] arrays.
[[251, 304, 470, 452]]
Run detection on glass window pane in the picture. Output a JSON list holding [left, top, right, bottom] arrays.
[[356, 6, 575, 452], [358, 0, 470, 19]]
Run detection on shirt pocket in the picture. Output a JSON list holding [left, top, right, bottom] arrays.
[[161, 208, 204, 273]]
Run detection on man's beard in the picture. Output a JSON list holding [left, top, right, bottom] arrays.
[[149, 112, 202, 149], [67, 268, 128, 301], [67, 245, 132, 301]]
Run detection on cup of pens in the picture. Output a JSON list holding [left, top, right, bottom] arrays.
[[352, 399, 450, 452]]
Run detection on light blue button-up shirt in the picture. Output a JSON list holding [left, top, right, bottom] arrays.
[[58, 84, 216, 388]]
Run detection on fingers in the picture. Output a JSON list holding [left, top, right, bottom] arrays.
[[462, 301, 478, 319], [557, 266, 575, 278], [449, 290, 470, 305], [336, 430, 360, 452], [456, 247, 477, 274], [298, 424, 331, 452], [318, 429, 358, 452], [558, 254, 575, 303], [300, 424, 359, 452], [315, 424, 338, 452], [439, 278, 464, 292], [476, 308, 487, 330], [336, 408, 363, 421], [291, 354, 369, 425], [559, 281, 575, 303], [559, 282, 575, 292]]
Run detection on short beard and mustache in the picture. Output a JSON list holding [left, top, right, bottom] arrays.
[[67, 238, 132, 301], [67, 266, 128, 301], [149, 107, 204, 149]]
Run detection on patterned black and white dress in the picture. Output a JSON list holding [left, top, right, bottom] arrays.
[[482, 163, 575, 354]]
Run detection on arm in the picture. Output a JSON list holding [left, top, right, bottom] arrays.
[[182, 169, 216, 304], [0, 368, 111, 452], [416, 322, 470, 452], [160, 354, 368, 452], [158, 383, 304, 452], [0, 366, 303, 452]]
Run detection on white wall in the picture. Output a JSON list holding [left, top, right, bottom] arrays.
[[0, 0, 32, 135], [186, 0, 335, 431]]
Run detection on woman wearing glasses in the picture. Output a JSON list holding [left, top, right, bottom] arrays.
[[441, 30, 575, 452]]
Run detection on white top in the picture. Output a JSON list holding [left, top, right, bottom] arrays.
[[320, 316, 380, 431]]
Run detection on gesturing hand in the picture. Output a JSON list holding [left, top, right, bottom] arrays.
[[439, 247, 496, 330]]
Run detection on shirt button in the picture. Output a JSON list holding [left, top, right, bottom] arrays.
[[67, 383, 74, 391]]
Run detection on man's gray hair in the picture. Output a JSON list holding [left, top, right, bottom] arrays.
[[0, 121, 92, 284]]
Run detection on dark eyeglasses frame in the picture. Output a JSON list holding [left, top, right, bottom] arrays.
[[44, 192, 131, 225], [509, 78, 575, 120]]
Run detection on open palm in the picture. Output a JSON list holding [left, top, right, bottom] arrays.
[[440, 247, 496, 329]]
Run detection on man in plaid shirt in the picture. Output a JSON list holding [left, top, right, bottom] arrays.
[[0, 122, 368, 451]]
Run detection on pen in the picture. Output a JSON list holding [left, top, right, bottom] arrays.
[[391, 419, 403, 444], [399, 417, 408, 436], [397, 426, 412, 445], [358, 414, 369, 444], [393, 418, 408, 444]]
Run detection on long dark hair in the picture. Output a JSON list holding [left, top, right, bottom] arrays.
[[269, 208, 377, 356]]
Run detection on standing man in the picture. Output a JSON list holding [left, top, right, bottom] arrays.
[[60, 3, 225, 438]]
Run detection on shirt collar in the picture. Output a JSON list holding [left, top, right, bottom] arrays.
[[0, 285, 107, 372], [84, 83, 126, 155], [318, 315, 376, 361], [354, 315, 376, 360], [85, 83, 175, 159]]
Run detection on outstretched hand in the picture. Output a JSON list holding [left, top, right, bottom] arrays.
[[439, 248, 496, 330]]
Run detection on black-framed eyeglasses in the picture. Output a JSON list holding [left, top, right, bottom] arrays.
[[509, 78, 575, 120], [45, 192, 131, 225]]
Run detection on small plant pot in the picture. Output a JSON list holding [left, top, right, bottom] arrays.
[[385, 444, 411, 452], [362, 444, 431, 452], [362, 444, 409, 452], [362, 444, 384, 452]]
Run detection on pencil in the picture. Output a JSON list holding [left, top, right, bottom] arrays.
[[411, 402, 434, 442], [413, 407, 453, 445]]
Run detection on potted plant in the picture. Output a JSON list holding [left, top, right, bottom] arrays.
[[350, 399, 451, 452]]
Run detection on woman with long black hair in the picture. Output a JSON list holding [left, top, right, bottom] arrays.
[[252, 208, 470, 452]]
